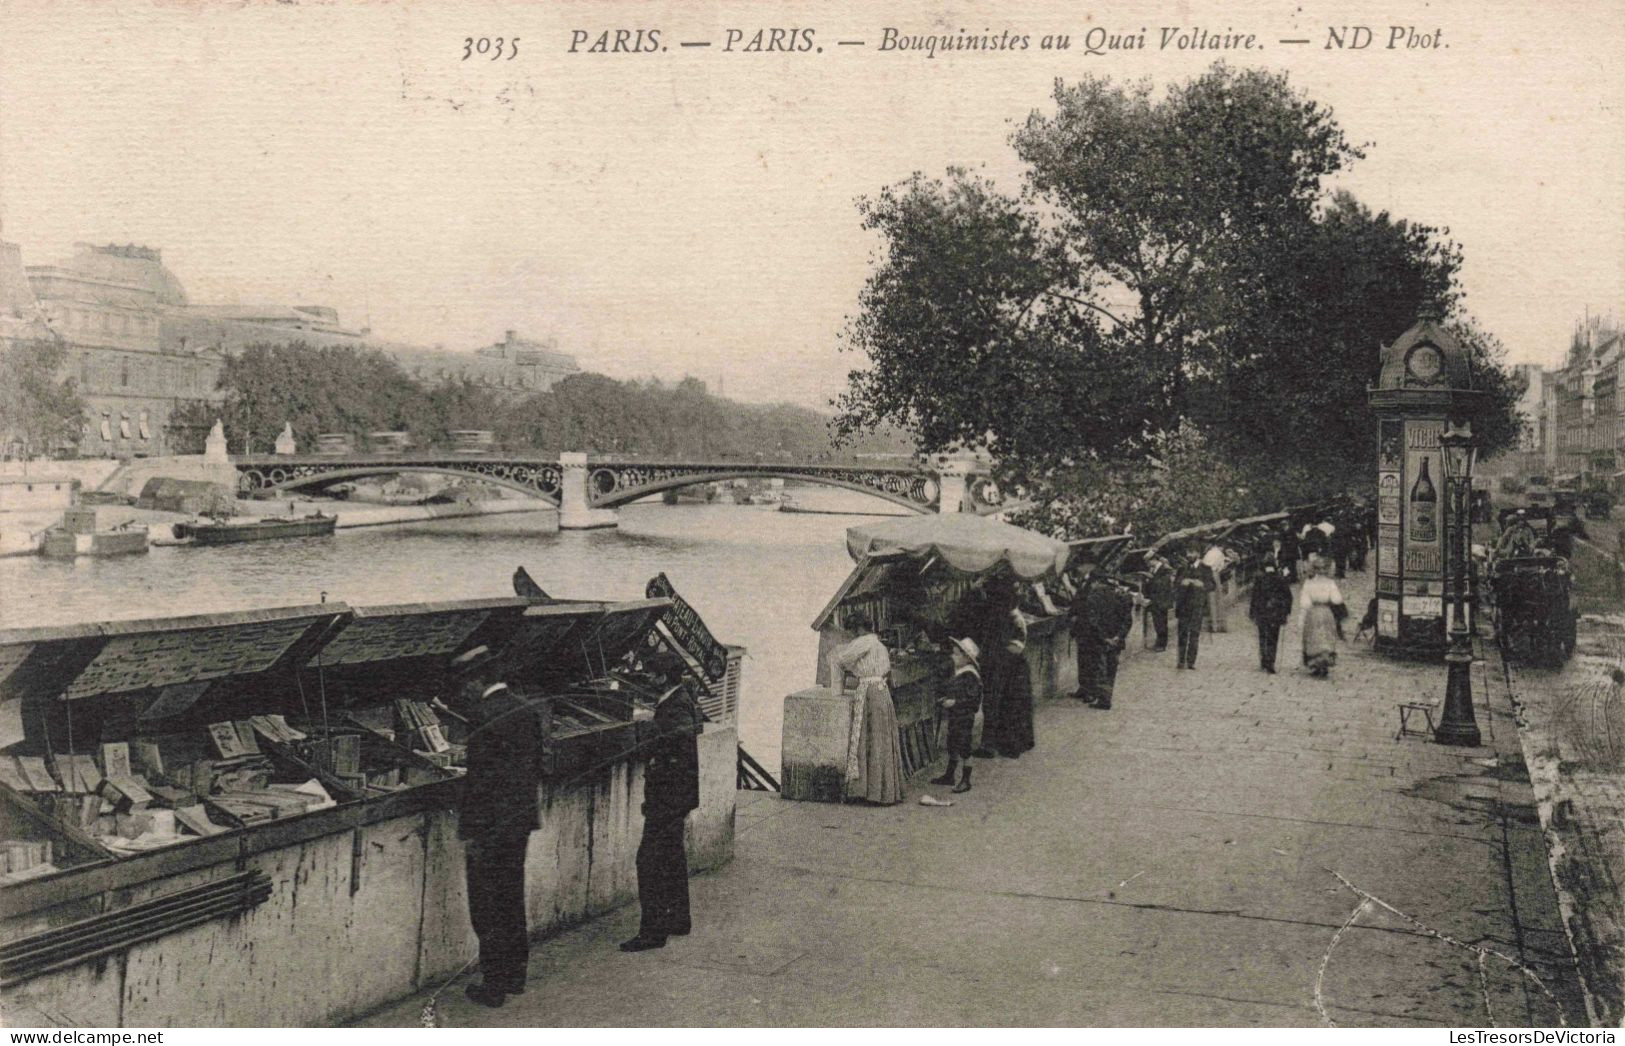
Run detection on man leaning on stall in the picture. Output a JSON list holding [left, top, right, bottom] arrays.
[[450, 645, 542, 1008], [622, 660, 704, 952]]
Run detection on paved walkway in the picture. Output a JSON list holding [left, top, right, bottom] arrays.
[[358, 571, 1587, 1027]]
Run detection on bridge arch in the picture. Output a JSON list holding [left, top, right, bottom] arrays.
[[237, 462, 562, 506], [587, 468, 937, 513]]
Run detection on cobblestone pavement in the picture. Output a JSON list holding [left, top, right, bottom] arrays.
[[359, 570, 1587, 1028], [1498, 536, 1625, 1025]]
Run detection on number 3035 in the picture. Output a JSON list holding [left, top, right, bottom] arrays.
[[463, 37, 519, 60]]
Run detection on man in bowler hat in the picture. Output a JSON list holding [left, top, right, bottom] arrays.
[[622, 663, 704, 952], [452, 646, 542, 1008]]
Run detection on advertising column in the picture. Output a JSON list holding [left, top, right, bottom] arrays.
[[1401, 418, 1446, 649], [1375, 420, 1403, 641]]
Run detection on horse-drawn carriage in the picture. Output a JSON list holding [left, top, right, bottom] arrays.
[[1487, 516, 1577, 667]]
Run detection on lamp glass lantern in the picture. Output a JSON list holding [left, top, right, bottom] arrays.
[[1440, 421, 1476, 484]]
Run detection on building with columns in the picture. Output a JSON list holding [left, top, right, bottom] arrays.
[[3, 236, 581, 458]]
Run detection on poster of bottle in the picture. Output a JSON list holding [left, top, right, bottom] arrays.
[[1403, 419, 1444, 580]]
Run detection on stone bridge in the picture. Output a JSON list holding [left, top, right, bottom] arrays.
[[232, 452, 1002, 529]]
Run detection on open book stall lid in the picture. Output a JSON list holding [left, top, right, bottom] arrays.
[[0, 596, 674, 713]]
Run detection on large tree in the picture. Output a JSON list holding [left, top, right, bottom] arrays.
[[835, 64, 1523, 535], [0, 339, 85, 458]]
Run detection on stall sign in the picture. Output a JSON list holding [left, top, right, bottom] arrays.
[[647, 573, 729, 681]]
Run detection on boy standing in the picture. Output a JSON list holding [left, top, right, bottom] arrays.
[[931, 637, 981, 794]]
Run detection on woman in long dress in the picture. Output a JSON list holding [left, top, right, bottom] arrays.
[[987, 608, 1035, 757], [1300, 556, 1345, 678], [828, 609, 905, 804]]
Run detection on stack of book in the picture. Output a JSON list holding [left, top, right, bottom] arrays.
[[395, 699, 450, 755]]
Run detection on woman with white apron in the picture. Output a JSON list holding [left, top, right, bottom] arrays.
[[828, 608, 906, 805]]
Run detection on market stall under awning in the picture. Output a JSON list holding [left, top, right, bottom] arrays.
[[844, 513, 1071, 580]]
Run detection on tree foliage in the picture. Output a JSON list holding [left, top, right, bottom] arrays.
[[0, 339, 85, 458], [167, 341, 905, 461], [835, 64, 1527, 536]]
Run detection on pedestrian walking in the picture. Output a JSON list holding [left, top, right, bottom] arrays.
[[1277, 524, 1300, 583], [1300, 521, 1330, 575], [1329, 519, 1350, 578], [1248, 562, 1294, 673], [1174, 550, 1214, 670], [1300, 557, 1347, 679], [931, 637, 982, 793], [450, 647, 541, 1007], [622, 670, 703, 952], [828, 609, 905, 804], [1143, 553, 1174, 651]]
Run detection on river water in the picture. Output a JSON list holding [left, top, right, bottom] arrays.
[[0, 488, 904, 772]]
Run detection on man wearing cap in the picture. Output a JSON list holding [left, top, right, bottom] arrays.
[[622, 667, 703, 952], [931, 637, 981, 793], [1080, 576, 1134, 709], [452, 647, 542, 1008]]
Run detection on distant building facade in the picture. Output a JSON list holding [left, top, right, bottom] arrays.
[[5, 241, 226, 458], [391, 330, 579, 394], [3, 237, 580, 458], [1548, 315, 1623, 484]]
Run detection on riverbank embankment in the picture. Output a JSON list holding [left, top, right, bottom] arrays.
[[0, 497, 554, 556], [361, 570, 1585, 1028]]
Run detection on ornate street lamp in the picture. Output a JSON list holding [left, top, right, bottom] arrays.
[[1435, 418, 1481, 747]]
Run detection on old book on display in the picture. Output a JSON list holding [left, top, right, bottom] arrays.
[[17, 756, 60, 793], [208, 722, 251, 759], [99, 742, 132, 780]]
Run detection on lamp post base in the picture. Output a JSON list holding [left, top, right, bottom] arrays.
[[1434, 654, 1482, 747]]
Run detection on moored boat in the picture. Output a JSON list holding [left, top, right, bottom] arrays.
[[173, 512, 337, 546], [38, 507, 150, 558]]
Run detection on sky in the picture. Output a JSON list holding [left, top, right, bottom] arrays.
[[1, 0, 1621, 408]]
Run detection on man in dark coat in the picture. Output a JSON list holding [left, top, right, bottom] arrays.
[[1081, 579, 1134, 709], [1065, 562, 1102, 700], [1277, 525, 1300, 583], [452, 647, 542, 1008], [622, 671, 703, 952], [1142, 554, 1175, 652], [1174, 551, 1215, 670], [1248, 563, 1295, 673]]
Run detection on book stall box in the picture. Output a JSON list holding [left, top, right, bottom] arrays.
[[0, 605, 353, 877], [303, 596, 679, 785], [0, 593, 679, 888]]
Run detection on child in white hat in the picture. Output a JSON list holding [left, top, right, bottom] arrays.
[[932, 636, 982, 793]]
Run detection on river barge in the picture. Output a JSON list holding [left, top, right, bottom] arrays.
[[0, 578, 743, 1026], [173, 512, 337, 545]]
